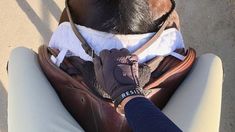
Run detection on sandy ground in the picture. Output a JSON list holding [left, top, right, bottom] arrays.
[[0, 0, 234, 132]]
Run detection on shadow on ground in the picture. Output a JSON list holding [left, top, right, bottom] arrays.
[[16, 0, 62, 43], [0, 81, 7, 132]]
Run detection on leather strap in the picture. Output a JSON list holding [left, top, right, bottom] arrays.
[[65, 0, 95, 58], [147, 56, 165, 72], [133, 10, 173, 56]]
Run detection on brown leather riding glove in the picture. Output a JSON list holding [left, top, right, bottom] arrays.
[[93, 49, 143, 107]]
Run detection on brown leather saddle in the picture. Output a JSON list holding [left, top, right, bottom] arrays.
[[38, 0, 196, 131]]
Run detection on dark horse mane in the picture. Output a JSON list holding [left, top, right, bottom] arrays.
[[60, 0, 178, 34], [92, 0, 155, 34]]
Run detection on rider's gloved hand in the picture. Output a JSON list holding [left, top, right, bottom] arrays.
[[93, 48, 143, 107]]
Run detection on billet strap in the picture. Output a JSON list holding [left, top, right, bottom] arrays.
[[65, 0, 95, 58]]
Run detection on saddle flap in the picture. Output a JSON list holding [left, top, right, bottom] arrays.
[[145, 48, 196, 109], [38, 45, 131, 132]]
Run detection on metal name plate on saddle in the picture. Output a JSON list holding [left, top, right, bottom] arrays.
[[38, 0, 196, 131]]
